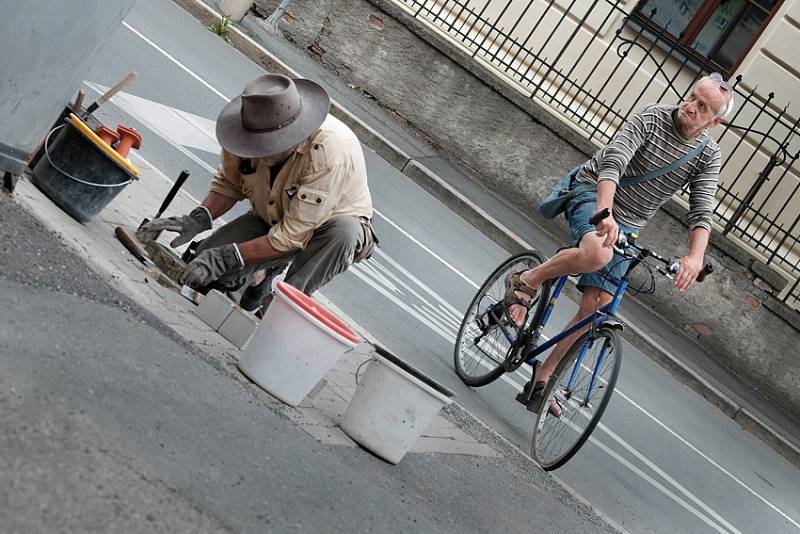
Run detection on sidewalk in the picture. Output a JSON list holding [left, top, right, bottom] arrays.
[[168, 0, 800, 469], [7, 154, 621, 532]]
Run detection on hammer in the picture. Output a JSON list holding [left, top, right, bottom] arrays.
[[116, 170, 191, 264], [82, 72, 137, 119]]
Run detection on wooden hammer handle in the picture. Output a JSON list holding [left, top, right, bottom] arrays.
[[85, 71, 137, 115]]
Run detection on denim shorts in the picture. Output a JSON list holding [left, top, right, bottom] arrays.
[[564, 190, 639, 296]]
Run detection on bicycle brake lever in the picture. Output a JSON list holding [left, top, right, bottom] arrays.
[[612, 233, 628, 255], [662, 259, 680, 279]]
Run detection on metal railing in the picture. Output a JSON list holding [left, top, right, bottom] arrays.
[[394, 0, 800, 309]]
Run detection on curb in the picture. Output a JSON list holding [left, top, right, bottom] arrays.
[[172, 0, 800, 469]]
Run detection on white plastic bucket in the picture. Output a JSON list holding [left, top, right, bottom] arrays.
[[238, 282, 360, 406], [340, 346, 455, 464]]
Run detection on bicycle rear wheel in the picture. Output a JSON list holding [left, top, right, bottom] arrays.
[[453, 250, 549, 387], [531, 325, 622, 470]]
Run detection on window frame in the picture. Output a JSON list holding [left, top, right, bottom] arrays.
[[630, 0, 784, 76]]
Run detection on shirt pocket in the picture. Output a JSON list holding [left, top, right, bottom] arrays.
[[294, 186, 328, 223]]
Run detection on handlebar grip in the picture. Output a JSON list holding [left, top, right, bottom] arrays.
[[696, 263, 713, 283], [589, 208, 611, 226]]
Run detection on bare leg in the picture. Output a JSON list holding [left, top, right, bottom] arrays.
[[508, 232, 612, 325], [537, 287, 613, 383]]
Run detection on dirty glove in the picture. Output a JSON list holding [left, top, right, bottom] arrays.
[[179, 244, 244, 287], [137, 206, 212, 247]]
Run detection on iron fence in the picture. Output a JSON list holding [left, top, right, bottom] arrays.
[[395, 0, 800, 309]]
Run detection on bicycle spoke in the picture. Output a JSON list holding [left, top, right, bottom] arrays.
[[454, 251, 549, 387], [532, 327, 622, 470]]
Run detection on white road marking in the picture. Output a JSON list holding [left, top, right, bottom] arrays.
[[374, 208, 479, 289], [597, 421, 742, 534], [615, 390, 800, 530], [561, 419, 738, 534], [122, 21, 230, 102], [84, 83, 220, 154], [113, 20, 800, 532], [83, 82, 219, 176]]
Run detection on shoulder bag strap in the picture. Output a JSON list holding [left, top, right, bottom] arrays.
[[619, 135, 710, 188]]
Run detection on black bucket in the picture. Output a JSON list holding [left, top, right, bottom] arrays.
[[32, 120, 137, 222]]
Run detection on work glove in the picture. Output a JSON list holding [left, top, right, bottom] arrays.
[[179, 244, 244, 287], [137, 206, 212, 247]]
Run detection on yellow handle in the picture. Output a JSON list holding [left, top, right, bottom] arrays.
[[67, 113, 140, 176]]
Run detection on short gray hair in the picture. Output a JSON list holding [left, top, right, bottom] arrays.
[[699, 75, 735, 118], [717, 92, 735, 118]]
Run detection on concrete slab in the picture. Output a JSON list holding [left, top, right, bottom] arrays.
[[410, 437, 498, 458], [194, 289, 234, 330], [217, 306, 259, 349]]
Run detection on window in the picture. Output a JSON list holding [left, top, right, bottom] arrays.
[[632, 0, 783, 74]]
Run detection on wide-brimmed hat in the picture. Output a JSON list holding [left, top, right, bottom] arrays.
[[216, 73, 330, 158]]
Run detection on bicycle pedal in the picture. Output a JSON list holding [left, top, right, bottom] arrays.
[[515, 379, 535, 406], [486, 301, 505, 326]]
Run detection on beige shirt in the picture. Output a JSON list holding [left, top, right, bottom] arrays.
[[210, 115, 373, 252]]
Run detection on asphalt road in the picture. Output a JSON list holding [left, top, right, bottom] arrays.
[[77, 1, 800, 532]]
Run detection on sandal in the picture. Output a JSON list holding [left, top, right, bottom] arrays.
[[504, 271, 538, 327], [516, 379, 547, 407], [503, 271, 538, 309], [546, 395, 563, 418], [517, 378, 564, 417]]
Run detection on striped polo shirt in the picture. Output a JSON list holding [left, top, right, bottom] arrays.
[[575, 104, 720, 232]]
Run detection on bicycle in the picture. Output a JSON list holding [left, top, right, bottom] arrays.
[[453, 208, 712, 470]]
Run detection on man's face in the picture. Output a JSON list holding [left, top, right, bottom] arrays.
[[676, 78, 728, 136]]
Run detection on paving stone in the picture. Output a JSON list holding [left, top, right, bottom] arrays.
[[169, 323, 233, 354], [300, 424, 357, 447], [410, 437, 498, 457], [324, 385, 355, 404], [217, 306, 259, 349], [286, 407, 337, 428], [195, 289, 235, 330], [308, 385, 346, 407], [323, 369, 357, 387], [421, 420, 478, 441], [306, 378, 328, 399], [331, 384, 356, 402]]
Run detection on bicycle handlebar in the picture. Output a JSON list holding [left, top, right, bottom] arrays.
[[588, 208, 611, 226], [589, 209, 713, 283]]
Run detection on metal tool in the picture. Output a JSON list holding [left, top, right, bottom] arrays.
[[139, 169, 191, 230], [116, 169, 191, 266], [82, 71, 137, 119], [115, 225, 152, 266], [73, 89, 85, 113]]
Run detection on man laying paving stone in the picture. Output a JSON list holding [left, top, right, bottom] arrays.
[[138, 73, 377, 315]]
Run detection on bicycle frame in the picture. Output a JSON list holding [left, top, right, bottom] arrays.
[[525, 273, 626, 360], [490, 269, 629, 401]]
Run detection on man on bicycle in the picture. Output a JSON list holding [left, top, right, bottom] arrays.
[[508, 74, 734, 414]]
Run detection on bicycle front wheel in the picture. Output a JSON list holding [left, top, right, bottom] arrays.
[[531, 325, 622, 470], [453, 250, 549, 387]]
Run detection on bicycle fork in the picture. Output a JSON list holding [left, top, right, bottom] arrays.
[[564, 334, 611, 407]]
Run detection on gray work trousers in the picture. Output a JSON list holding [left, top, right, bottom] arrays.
[[195, 212, 370, 299]]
